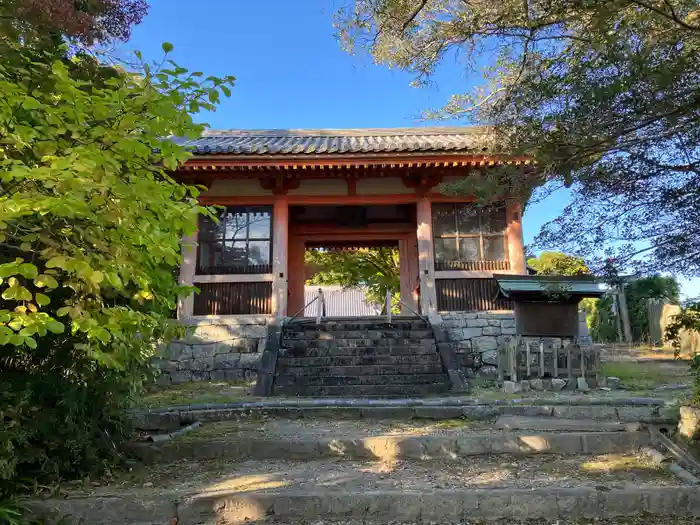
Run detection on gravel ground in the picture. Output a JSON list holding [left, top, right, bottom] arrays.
[[83, 452, 681, 496], [172, 418, 498, 441], [271, 518, 700, 525]]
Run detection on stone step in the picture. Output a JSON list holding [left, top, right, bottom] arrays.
[[282, 329, 435, 340], [35, 452, 699, 524], [272, 382, 451, 397], [274, 373, 447, 388], [281, 344, 437, 356], [277, 354, 442, 367], [276, 364, 444, 377], [286, 319, 429, 331]]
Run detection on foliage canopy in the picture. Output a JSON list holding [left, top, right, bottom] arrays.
[[336, 0, 700, 276], [0, 36, 234, 494]]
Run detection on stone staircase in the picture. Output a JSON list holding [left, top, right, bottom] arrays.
[[272, 316, 451, 397]]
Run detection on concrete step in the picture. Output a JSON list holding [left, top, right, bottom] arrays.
[[274, 373, 447, 388], [281, 345, 437, 357], [282, 338, 436, 350], [276, 364, 445, 377], [277, 354, 442, 367], [273, 382, 451, 397], [282, 329, 435, 340]]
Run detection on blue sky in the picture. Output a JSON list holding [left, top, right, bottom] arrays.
[[118, 0, 697, 298]]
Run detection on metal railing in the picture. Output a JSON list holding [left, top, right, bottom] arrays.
[[384, 290, 428, 324], [287, 287, 326, 325]]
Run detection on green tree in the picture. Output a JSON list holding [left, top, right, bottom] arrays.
[[336, 0, 700, 277], [306, 248, 401, 313], [0, 37, 234, 495], [527, 252, 590, 276], [626, 275, 680, 341]]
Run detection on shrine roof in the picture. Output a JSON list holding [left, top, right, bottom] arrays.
[[175, 126, 493, 156]]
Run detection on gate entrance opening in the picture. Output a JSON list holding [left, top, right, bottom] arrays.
[[287, 204, 419, 317]]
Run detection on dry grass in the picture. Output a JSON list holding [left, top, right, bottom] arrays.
[[134, 380, 258, 408], [601, 361, 689, 390]]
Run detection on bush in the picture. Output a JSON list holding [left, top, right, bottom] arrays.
[[0, 39, 233, 500]]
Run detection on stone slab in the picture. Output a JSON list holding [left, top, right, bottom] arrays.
[[495, 415, 641, 432], [28, 486, 700, 524]]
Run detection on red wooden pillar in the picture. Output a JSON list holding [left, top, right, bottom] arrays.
[[416, 198, 438, 318], [272, 197, 289, 317]]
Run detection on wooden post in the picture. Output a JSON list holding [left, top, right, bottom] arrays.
[[177, 231, 197, 320], [580, 345, 586, 379], [506, 202, 526, 275], [525, 342, 531, 379], [617, 284, 633, 343], [539, 341, 545, 378], [316, 288, 324, 324], [553, 344, 559, 378], [271, 197, 289, 318], [386, 290, 392, 324], [416, 198, 438, 318]]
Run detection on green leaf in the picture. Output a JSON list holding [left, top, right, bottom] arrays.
[[56, 307, 71, 317], [35, 293, 50, 306], [89, 271, 104, 285], [47, 320, 65, 334], [162, 42, 174, 53], [24, 336, 37, 349], [35, 274, 59, 288], [18, 263, 38, 278], [45, 256, 67, 269]]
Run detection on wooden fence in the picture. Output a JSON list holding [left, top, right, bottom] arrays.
[[498, 337, 600, 383]]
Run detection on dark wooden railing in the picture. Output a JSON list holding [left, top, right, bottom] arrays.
[[436, 278, 514, 312], [196, 264, 272, 275], [435, 260, 511, 271], [194, 282, 273, 315]]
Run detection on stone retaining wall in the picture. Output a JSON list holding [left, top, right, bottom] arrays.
[[154, 316, 273, 384], [438, 311, 516, 373]]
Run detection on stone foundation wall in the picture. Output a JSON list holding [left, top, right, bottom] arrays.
[[154, 316, 273, 384], [438, 311, 516, 374]]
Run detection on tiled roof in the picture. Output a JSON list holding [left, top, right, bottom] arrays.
[[175, 127, 492, 156]]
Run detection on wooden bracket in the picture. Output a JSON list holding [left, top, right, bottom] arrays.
[[401, 172, 443, 196], [260, 173, 300, 195]]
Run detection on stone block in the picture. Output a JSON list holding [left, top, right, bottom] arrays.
[[501, 326, 517, 335], [604, 376, 621, 389], [678, 406, 700, 439], [224, 370, 244, 381], [482, 326, 501, 336], [415, 406, 463, 419], [457, 340, 472, 351], [577, 377, 590, 391], [615, 406, 656, 423], [191, 356, 214, 371], [472, 336, 498, 351], [191, 370, 211, 381], [462, 327, 483, 339], [177, 359, 194, 371], [553, 405, 617, 420], [169, 370, 193, 383], [520, 380, 531, 392], [509, 490, 560, 519], [503, 380, 522, 394], [420, 490, 464, 521], [461, 405, 501, 420], [209, 370, 228, 381], [167, 342, 185, 360], [529, 378, 544, 391], [642, 487, 681, 516], [551, 378, 567, 391], [501, 318, 516, 329], [243, 324, 267, 338], [213, 353, 241, 370], [481, 349, 498, 366], [192, 344, 216, 359], [487, 319, 502, 327], [466, 318, 488, 327], [447, 370, 470, 393], [238, 353, 262, 370], [598, 489, 643, 517]]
